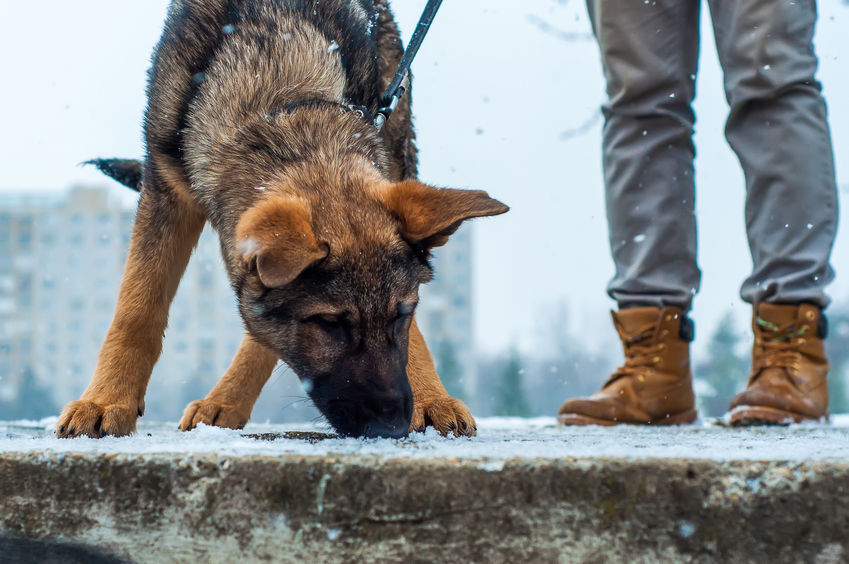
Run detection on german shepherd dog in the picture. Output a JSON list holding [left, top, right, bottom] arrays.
[[55, 0, 507, 439]]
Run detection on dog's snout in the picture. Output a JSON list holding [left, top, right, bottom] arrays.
[[315, 381, 412, 439], [373, 391, 405, 416], [362, 390, 411, 438], [363, 419, 409, 439]]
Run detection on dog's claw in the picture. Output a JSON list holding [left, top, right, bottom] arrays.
[[180, 399, 249, 431], [410, 397, 477, 438], [55, 400, 139, 438]]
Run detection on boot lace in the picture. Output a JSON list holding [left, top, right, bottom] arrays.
[[752, 317, 808, 376], [604, 324, 663, 387]]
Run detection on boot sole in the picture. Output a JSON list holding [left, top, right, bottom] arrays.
[[558, 409, 698, 427], [729, 406, 828, 427]]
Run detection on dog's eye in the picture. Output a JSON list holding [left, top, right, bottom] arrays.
[[397, 302, 417, 318], [393, 309, 414, 331], [304, 314, 344, 330]]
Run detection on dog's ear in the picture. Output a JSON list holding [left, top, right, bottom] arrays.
[[235, 196, 328, 288], [376, 180, 509, 248]]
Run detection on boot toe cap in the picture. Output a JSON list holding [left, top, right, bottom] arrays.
[[558, 397, 650, 425], [730, 383, 825, 420]]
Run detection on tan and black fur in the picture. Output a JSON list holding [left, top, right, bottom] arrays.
[[57, 0, 507, 439]]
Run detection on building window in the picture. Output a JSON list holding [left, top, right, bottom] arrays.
[[18, 231, 33, 249]]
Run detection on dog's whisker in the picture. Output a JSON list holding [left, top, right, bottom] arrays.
[[279, 397, 313, 411]]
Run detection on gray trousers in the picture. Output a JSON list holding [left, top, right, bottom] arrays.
[[588, 0, 838, 311]]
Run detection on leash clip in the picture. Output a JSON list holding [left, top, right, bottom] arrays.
[[374, 73, 409, 132], [373, 0, 443, 131]]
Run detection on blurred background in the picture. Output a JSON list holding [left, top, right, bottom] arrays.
[[1, 0, 847, 423]]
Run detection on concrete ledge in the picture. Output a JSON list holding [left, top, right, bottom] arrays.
[[3, 451, 849, 563]]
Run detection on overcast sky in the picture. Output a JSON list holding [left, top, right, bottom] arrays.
[[1, 0, 847, 361]]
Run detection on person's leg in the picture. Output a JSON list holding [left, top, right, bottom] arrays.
[[559, 0, 701, 426], [707, 0, 838, 307], [707, 0, 837, 424], [592, 0, 703, 310]]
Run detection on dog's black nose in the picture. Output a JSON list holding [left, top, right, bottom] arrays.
[[313, 380, 413, 438], [359, 391, 411, 438], [362, 418, 409, 439]]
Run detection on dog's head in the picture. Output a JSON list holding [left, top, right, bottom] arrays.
[[233, 178, 507, 438]]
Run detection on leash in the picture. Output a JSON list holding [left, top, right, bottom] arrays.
[[276, 2, 443, 132], [373, 0, 444, 131]]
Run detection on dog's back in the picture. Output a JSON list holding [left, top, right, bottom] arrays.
[[145, 0, 412, 201]]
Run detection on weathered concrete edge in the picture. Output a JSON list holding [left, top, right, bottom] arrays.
[[2, 453, 848, 564]]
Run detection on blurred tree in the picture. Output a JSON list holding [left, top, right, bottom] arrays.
[[435, 340, 465, 401], [492, 347, 531, 417], [825, 306, 849, 414], [527, 303, 616, 416], [695, 312, 749, 417], [0, 369, 56, 420], [475, 303, 617, 418], [828, 366, 849, 415]]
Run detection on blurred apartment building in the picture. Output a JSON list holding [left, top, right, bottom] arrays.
[[416, 226, 477, 400], [0, 185, 476, 421]]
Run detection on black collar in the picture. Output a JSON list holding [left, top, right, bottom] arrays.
[[276, 99, 377, 127], [270, 0, 443, 132], [272, 0, 443, 132]]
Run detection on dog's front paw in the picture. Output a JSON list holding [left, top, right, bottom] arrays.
[[56, 400, 139, 438], [410, 397, 477, 437], [179, 400, 249, 431]]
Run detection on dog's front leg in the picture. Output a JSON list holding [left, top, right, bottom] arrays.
[[179, 333, 279, 431], [407, 318, 477, 437], [56, 186, 206, 438]]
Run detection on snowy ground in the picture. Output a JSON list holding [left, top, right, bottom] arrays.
[[2, 416, 849, 462]]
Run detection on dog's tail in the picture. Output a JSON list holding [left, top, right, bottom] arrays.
[[84, 159, 143, 192]]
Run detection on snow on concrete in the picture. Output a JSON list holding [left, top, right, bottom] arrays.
[[2, 415, 849, 462]]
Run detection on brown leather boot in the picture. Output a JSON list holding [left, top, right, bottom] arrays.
[[558, 306, 697, 426], [728, 303, 829, 425]]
